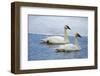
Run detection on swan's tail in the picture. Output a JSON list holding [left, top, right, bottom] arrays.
[[40, 39, 47, 43], [55, 48, 66, 52]]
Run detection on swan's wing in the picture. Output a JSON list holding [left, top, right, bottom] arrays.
[[48, 36, 64, 40], [49, 36, 64, 43], [65, 44, 81, 51], [41, 36, 64, 43], [57, 44, 80, 51]]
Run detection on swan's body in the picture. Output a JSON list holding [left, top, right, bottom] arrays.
[[56, 33, 81, 52], [41, 25, 70, 44], [42, 36, 66, 44], [56, 44, 81, 52]]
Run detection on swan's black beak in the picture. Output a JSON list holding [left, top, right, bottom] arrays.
[[77, 33, 82, 38], [67, 26, 71, 30], [65, 25, 71, 30]]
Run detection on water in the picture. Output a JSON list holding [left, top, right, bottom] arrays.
[[28, 33, 88, 61]]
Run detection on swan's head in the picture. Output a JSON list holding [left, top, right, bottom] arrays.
[[75, 32, 82, 38], [64, 25, 71, 30]]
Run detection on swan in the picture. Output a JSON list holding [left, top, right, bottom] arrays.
[[41, 25, 71, 44], [56, 32, 81, 52]]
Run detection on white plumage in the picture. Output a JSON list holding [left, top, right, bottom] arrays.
[[56, 32, 81, 52], [42, 36, 66, 44], [41, 25, 71, 44], [56, 44, 81, 52]]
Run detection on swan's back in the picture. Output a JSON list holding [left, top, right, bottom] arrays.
[[46, 36, 64, 40], [42, 36, 66, 44]]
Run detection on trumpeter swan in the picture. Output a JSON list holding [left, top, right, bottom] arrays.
[[56, 32, 81, 52], [41, 25, 71, 44]]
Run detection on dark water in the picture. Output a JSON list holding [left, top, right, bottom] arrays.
[[28, 33, 88, 61]]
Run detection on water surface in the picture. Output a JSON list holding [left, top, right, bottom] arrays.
[[28, 33, 88, 61]]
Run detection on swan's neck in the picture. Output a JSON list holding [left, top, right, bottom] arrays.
[[74, 37, 79, 47], [64, 29, 69, 43]]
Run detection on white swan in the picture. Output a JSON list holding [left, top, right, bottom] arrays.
[[56, 32, 81, 52], [41, 25, 71, 44]]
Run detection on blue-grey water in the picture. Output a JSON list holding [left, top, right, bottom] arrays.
[[28, 33, 88, 61]]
